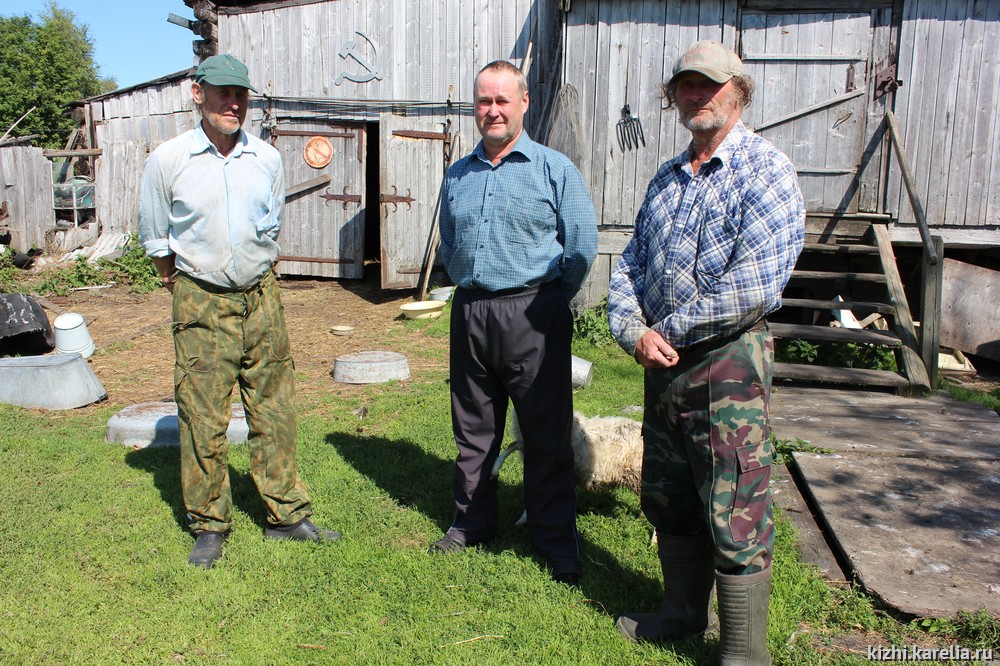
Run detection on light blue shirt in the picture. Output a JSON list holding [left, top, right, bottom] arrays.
[[608, 121, 805, 354], [138, 124, 285, 290], [439, 133, 597, 297]]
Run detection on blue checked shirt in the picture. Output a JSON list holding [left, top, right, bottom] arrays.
[[439, 133, 597, 297], [608, 120, 804, 354]]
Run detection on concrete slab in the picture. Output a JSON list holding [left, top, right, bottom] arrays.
[[106, 402, 249, 448], [771, 387, 1000, 459], [792, 452, 1000, 617]]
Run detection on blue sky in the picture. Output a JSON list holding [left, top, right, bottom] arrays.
[[2, 0, 198, 89]]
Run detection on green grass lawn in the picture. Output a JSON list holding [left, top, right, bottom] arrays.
[[0, 311, 995, 664]]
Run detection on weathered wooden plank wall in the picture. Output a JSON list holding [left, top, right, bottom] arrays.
[[95, 141, 145, 236], [0, 146, 53, 252], [215, 0, 555, 282], [89, 73, 196, 150], [220, 0, 553, 147], [890, 0, 1000, 230]]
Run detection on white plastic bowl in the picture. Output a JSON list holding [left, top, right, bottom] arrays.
[[400, 300, 446, 320]]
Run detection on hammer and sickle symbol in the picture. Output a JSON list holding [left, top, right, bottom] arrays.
[[335, 31, 383, 85]]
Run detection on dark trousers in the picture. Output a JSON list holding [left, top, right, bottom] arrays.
[[448, 283, 579, 561]]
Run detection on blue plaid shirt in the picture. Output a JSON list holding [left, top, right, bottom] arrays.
[[608, 121, 804, 354], [439, 133, 597, 297]]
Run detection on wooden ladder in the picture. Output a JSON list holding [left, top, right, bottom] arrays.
[[772, 217, 931, 394]]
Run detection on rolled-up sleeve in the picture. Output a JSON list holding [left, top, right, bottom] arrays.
[[138, 153, 173, 258]]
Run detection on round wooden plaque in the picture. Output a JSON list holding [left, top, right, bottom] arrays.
[[303, 136, 333, 169]]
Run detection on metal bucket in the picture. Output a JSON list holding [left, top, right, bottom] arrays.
[[53, 312, 95, 358]]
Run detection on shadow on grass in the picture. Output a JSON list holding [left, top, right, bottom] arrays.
[[124, 447, 271, 533], [326, 429, 713, 661]]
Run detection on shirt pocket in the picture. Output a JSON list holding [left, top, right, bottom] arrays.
[[502, 195, 553, 246], [695, 206, 741, 281]]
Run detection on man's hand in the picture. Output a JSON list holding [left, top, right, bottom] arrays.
[[633, 329, 680, 369]]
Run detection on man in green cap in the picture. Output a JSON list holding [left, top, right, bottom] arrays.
[[139, 54, 342, 569]]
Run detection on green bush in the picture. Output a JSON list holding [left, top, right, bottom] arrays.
[[0, 248, 20, 294], [573, 297, 616, 348], [776, 338, 897, 372]]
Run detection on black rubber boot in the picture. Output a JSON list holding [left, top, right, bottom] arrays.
[[188, 531, 226, 569], [615, 534, 717, 642], [716, 567, 772, 666], [264, 518, 341, 542]]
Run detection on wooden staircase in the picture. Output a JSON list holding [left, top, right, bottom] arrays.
[[772, 217, 931, 394]]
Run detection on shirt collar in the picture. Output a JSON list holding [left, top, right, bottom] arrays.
[[472, 131, 537, 165], [684, 119, 750, 170], [189, 122, 253, 157]]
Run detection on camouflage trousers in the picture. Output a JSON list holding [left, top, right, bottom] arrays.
[[641, 325, 775, 574], [172, 270, 311, 534]]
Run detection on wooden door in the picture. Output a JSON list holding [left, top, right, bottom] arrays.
[[378, 112, 450, 289], [739, 7, 888, 213], [270, 121, 366, 279]]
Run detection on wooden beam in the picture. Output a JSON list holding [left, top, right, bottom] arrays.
[[774, 363, 908, 389], [285, 175, 332, 199], [42, 148, 102, 158], [770, 322, 902, 347], [872, 224, 931, 392], [884, 112, 938, 264], [920, 236, 944, 388]]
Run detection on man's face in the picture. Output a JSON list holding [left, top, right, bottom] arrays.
[[192, 82, 249, 137], [474, 69, 529, 150], [673, 72, 741, 133]]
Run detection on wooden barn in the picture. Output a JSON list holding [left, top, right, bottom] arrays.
[[3, 0, 997, 389], [172, 0, 563, 288], [552, 0, 1000, 391]]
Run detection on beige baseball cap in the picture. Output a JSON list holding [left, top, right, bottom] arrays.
[[669, 40, 744, 85]]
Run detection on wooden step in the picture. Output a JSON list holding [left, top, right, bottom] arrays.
[[781, 298, 895, 315], [790, 270, 887, 283], [769, 322, 902, 347], [801, 242, 879, 255], [774, 362, 909, 388]]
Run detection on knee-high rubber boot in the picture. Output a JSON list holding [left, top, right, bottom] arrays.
[[716, 567, 772, 666], [616, 534, 717, 642]]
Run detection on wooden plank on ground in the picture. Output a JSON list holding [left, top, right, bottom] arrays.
[[940, 258, 1000, 361]]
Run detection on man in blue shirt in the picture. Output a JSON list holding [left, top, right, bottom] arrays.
[[431, 60, 598, 586], [608, 41, 804, 664], [139, 54, 341, 569]]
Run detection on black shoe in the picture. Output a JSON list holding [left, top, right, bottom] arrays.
[[548, 558, 583, 586], [428, 530, 467, 554], [264, 518, 342, 542], [188, 531, 226, 569]]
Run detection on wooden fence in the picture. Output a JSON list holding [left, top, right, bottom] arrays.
[[0, 145, 53, 252], [95, 140, 145, 236]]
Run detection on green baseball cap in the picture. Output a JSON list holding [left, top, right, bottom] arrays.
[[669, 40, 744, 86], [195, 54, 258, 92]]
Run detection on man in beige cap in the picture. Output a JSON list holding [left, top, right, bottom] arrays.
[[607, 40, 805, 665], [139, 54, 341, 569]]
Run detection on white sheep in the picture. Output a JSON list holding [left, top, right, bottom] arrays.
[[491, 411, 644, 525]]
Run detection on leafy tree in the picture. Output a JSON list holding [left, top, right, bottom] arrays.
[[0, 2, 115, 147]]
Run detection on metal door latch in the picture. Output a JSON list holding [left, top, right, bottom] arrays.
[[874, 64, 902, 99]]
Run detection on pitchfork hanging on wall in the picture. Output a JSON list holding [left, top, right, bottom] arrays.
[[616, 104, 645, 151]]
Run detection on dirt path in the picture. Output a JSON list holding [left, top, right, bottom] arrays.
[[43, 275, 446, 407]]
